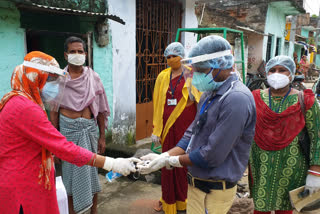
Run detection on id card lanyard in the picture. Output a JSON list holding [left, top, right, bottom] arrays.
[[268, 87, 291, 113], [186, 95, 216, 153], [200, 96, 216, 115], [167, 71, 184, 106]]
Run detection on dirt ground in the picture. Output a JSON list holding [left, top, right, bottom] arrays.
[[78, 172, 319, 214]]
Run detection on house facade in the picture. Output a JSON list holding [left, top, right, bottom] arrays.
[[286, 13, 320, 70], [311, 17, 320, 67], [196, 0, 304, 74], [0, 0, 199, 143]]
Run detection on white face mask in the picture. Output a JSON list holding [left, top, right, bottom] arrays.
[[267, 73, 290, 90], [68, 54, 86, 66]]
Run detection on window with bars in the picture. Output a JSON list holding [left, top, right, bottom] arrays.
[[275, 37, 281, 56], [266, 35, 273, 62]]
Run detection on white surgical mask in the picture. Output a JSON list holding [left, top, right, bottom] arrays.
[[267, 73, 290, 90], [41, 81, 59, 102], [68, 54, 86, 66]]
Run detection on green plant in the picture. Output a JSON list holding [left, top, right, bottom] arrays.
[[125, 131, 136, 145]]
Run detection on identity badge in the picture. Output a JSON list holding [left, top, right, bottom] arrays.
[[167, 99, 177, 106]]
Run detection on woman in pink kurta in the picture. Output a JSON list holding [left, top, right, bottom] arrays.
[[0, 95, 93, 214], [0, 51, 138, 214]]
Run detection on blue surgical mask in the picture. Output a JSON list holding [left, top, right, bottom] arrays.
[[41, 82, 59, 102], [192, 69, 225, 92]]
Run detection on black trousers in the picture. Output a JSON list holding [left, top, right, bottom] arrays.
[[19, 205, 23, 214]]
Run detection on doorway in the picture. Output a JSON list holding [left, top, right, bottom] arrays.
[[26, 30, 93, 68], [135, 0, 182, 140]]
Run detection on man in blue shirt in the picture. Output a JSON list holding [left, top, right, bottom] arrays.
[[138, 35, 256, 214]]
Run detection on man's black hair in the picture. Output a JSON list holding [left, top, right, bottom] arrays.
[[64, 36, 87, 52]]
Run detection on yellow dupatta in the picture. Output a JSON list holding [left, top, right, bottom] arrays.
[[152, 66, 202, 144]]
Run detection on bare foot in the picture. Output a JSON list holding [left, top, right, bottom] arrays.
[[153, 200, 162, 212]]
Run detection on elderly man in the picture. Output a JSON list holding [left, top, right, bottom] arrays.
[[50, 36, 110, 214], [139, 35, 256, 214]]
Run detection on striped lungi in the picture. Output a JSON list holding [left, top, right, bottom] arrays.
[[59, 114, 101, 213]]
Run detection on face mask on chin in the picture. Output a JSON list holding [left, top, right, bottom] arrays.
[[267, 73, 290, 90], [67, 54, 86, 66]]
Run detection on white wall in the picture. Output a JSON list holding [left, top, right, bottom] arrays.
[[108, 0, 136, 143], [107, 0, 198, 143], [180, 0, 198, 56], [288, 41, 296, 58], [247, 33, 264, 73]]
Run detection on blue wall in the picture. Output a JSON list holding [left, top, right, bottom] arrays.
[[0, 1, 25, 96], [0, 1, 114, 126], [263, 2, 294, 61], [93, 34, 113, 126], [316, 54, 320, 67], [301, 28, 309, 38]]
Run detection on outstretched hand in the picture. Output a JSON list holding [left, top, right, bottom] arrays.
[[151, 134, 160, 143], [137, 152, 183, 174], [103, 157, 141, 176], [137, 152, 170, 174]]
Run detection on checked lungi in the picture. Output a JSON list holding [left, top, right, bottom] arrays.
[[59, 114, 101, 213]]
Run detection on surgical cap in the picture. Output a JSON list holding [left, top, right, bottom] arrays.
[[188, 35, 234, 70], [164, 42, 185, 58], [266, 55, 296, 76]]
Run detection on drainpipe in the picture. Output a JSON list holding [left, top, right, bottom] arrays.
[[199, 3, 206, 25]]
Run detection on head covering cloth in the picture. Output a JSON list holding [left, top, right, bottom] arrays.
[[60, 66, 110, 129], [0, 51, 60, 190], [252, 89, 315, 151]]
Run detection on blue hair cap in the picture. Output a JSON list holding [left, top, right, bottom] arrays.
[[164, 42, 185, 58], [266, 55, 296, 77]]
